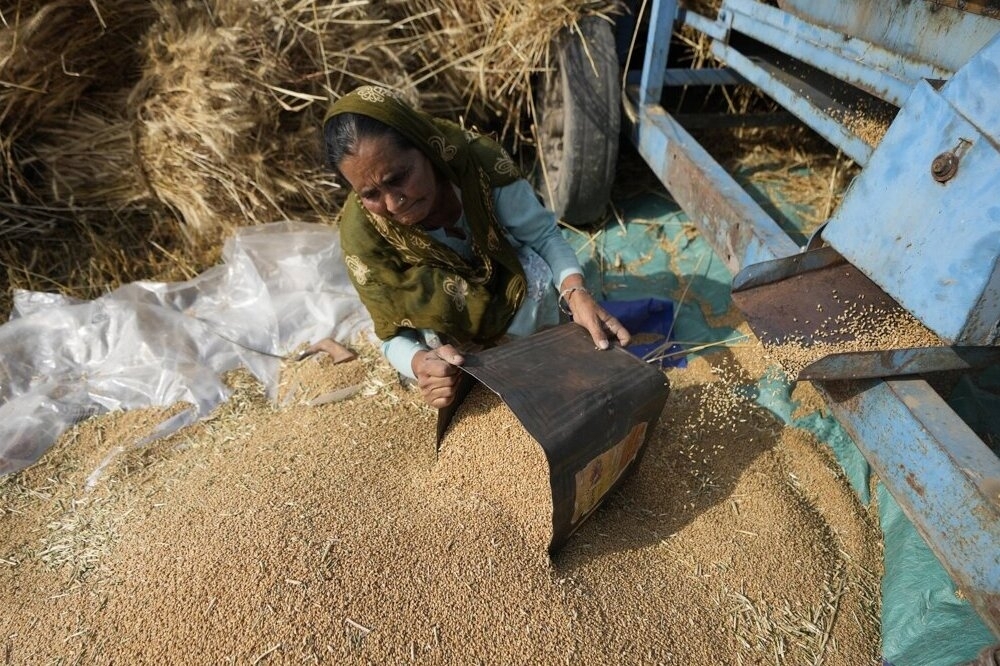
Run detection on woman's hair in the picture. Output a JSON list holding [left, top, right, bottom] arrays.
[[323, 112, 415, 174]]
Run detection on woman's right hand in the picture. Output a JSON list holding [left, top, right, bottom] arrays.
[[411, 344, 465, 408]]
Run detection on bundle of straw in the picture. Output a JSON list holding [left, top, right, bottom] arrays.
[[0, 0, 157, 240], [129, 0, 294, 234], [129, 0, 463, 235], [0, 0, 622, 318], [398, 0, 624, 146]]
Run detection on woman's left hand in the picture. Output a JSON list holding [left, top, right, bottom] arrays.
[[561, 285, 630, 350], [412, 344, 465, 408]]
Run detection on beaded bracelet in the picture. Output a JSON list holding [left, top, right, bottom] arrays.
[[558, 286, 589, 315]]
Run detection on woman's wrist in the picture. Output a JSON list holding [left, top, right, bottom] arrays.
[[410, 347, 432, 377], [558, 285, 590, 315]]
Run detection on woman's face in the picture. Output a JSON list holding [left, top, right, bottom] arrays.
[[338, 134, 440, 227]]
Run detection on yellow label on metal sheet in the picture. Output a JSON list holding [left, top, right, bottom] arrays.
[[572, 421, 648, 524]]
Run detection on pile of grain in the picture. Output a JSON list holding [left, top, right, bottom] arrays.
[[277, 343, 365, 407], [829, 105, 894, 148], [436, 384, 554, 552], [0, 337, 882, 663], [762, 300, 943, 377]]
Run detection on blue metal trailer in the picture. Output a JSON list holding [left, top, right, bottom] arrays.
[[617, 0, 1000, 644]]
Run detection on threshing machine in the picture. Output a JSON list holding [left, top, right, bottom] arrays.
[[614, 0, 1000, 643]]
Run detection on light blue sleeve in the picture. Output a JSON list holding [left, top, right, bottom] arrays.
[[380, 329, 425, 380], [494, 180, 583, 287]]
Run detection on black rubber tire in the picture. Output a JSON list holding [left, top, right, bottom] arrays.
[[534, 15, 621, 227]]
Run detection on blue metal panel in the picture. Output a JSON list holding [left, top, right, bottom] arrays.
[[776, 0, 1000, 74], [626, 0, 1000, 641], [814, 377, 1000, 637], [637, 0, 678, 108], [679, 6, 726, 41], [822, 80, 1000, 344], [625, 67, 745, 88], [942, 32, 1000, 145], [708, 40, 875, 165], [724, 0, 950, 106], [626, 97, 800, 273]]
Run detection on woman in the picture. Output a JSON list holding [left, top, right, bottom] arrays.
[[324, 86, 629, 408]]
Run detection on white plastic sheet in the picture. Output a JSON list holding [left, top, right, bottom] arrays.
[[0, 220, 373, 475]]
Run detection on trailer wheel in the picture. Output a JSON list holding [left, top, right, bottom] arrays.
[[534, 15, 621, 228]]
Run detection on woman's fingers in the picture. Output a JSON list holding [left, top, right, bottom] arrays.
[[586, 319, 611, 350], [569, 295, 631, 350], [414, 345, 465, 408], [414, 346, 463, 378], [587, 313, 630, 349], [434, 344, 464, 366], [604, 313, 631, 347], [424, 387, 457, 408], [419, 372, 460, 407]]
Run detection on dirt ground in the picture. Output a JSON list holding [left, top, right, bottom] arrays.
[[0, 319, 882, 664]]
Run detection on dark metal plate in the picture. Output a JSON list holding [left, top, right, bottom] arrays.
[[731, 246, 907, 346], [437, 323, 670, 553], [798, 346, 1000, 381]]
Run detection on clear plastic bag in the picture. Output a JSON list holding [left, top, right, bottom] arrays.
[[0, 220, 373, 475]]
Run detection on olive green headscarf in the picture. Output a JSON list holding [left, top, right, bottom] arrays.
[[325, 86, 527, 345]]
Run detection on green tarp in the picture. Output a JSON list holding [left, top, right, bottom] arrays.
[[565, 189, 997, 666]]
